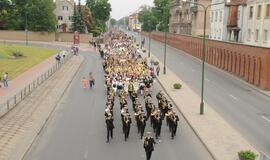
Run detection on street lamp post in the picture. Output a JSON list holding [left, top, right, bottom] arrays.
[[163, 27, 167, 74], [148, 20, 151, 58], [25, 5, 29, 46], [182, 0, 230, 115]]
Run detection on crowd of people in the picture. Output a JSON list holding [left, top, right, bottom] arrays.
[[102, 31, 180, 160]]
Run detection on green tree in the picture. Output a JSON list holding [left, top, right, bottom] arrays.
[[27, 0, 56, 32], [138, 5, 157, 32], [86, 0, 111, 35], [0, 0, 11, 29], [71, 0, 86, 33], [110, 18, 117, 26], [6, 0, 56, 32], [153, 0, 171, 32]]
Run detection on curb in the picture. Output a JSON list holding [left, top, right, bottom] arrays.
[[155, 77, 217, 160], [135, 45, 217, 160], [142, 36, 270, 98], [21, 56, 85, 160]]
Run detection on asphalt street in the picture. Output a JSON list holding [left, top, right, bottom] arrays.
[[24, 50, 213, 160], [129, 31, 270, 155]]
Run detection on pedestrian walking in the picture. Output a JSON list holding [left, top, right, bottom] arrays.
[[3, 72, 8, 87], [143, 132, 156, 160], [81, 77, 88, 88], [156, 64, 160, 76], [89, 72, 95, 88]]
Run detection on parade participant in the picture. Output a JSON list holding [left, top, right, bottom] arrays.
[[143, 132, 156, 160], [138, 111, 147, 139], [105, 113, 114, 143], [123, 113, 132, 141], [154, 110, 162, 139], [170, 111, 180, 139]]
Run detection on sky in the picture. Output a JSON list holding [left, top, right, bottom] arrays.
[[79, 0, 154, 20]]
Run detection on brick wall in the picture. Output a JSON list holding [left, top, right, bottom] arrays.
[[143, 31, 270, 90], [0, 30, 93, 43]]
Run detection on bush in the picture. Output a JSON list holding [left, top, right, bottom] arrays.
[[11, 50, 24, 58], [173, 83, 182, 89], [238, 150, 256, 160], [154, 61, 159, 65]]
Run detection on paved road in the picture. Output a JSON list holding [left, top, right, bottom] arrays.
[[128, 31, 270, 155], [24, 50, 213, 160]]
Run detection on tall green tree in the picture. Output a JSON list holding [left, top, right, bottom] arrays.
[[86, 0, 111, 35], [71, 0, 86, 33], [110, 18, 117, 27], [153, 0, 171, 32], [5, 0, 56, 32], [0, 0, 11, 29], [138, 6, 158, 32]]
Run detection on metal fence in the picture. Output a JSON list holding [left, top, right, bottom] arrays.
[[260, 152, 270, 160], [0, 53, 73, 118]]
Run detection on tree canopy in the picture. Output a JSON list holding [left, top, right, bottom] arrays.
[[86, 0, 111, 36], [138, 0, 171, 32], [0, 0, 56, 32]]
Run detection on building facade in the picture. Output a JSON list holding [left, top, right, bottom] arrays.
[[209, 0, 229, 40], [54, 0, 74, 32], [243, 0, 270, 47], [210, 0, 248, 43], [169, 0, 210, 36]]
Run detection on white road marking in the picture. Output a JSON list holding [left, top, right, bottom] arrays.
[[84, 151, 89, 159], [229, 94, 238, 100], [262, 116, 270, 123]]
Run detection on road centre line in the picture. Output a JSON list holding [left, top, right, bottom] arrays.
[[84, 151, 88, 159], [262, 116, 270, 123], [229, 94, 238, 101]]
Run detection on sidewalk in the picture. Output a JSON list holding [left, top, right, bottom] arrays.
[[0, 55, 84, 160], [0, 41, 93, 107], [139, 47, 259, 160]]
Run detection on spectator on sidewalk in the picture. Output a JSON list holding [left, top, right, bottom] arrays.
[[55, 53, 61, 64], [3, 72, 8, 87], [156, 64, 160, 76]]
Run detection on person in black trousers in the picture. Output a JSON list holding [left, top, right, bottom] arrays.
[[123, 114, 132, 141], [105, 113, 114, 143], [170, 111, 180, 139], [143, 132, 156, 160]]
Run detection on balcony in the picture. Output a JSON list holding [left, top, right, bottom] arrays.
[[190, 6, 198, 13]]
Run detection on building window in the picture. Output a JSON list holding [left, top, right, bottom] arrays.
[[247, 29, 251, 41], [211, 11, 213, 22], [215, 11, 218, 22], [62, 6, 68, 11], [257, 5, 261, 18], [266, 4, 270, 17], [220, 11, 222, 22], [58, 16, 63, 20], [264, 30, 268, 42], [249, 6, 253, 18], [255, 29, 259, 41]]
